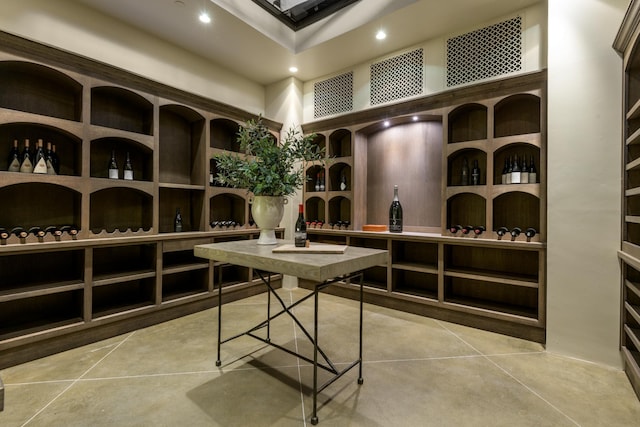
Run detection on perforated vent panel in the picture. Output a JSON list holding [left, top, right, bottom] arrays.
[[313, 72, 353, 118], [370, 49, 423, 105], [446, 16, 522, 87]]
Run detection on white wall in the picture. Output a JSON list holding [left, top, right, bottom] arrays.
[[547, 0, 626, 367], [0, 0, 266, 115]]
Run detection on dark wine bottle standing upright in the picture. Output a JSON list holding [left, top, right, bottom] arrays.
[[389, 185, 403, 233], [520, 154, 529, 184], [7, 139, 20, 172], [529, 155, 537, 183], [123, 152, 133, 181], [174, 208, 183, 232], [51, 144, 60, 174], [108, 150, 119, 179], [510, 154, 521, 184], [294, 204, 307, 247], [460, 157, 469, 186], [501, 158, 509, 184], [471, 159, 480, 185], [45, 142, 56, 175], [32, 139, 47, 174], [19, 139, 33, 173]]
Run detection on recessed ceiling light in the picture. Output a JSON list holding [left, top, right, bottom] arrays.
[[376, 30, 387, 40], [289, 66, 298, 73], [384, 120, 390, 127], [412, 116, 418, 121], [199, 12, 211, 24]]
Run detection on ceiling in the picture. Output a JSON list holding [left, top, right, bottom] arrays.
[[75, 0, 541, 86]]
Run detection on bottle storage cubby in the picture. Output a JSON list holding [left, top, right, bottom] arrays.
[[162, 269, 209, 302], [622, 263, 640, 377], [328, 163, 351, 191], [444, 245, 539, 283], [0, 291, 83, 341], [0, 183, 81, 238], [159, 105, 205, 186], [493, 143, 540, 185], [210, 118, 241, 152], [393, 270, 438, 300], [91, 87, 153, 135], [626, 141, 640, 189], [447, 149, 487, 186], [92, 278, 155, 319], [392, 240, 438, 271], [494, 94, 541, 138], [163, 249, 209, 273], [444, 276, 538, 319], [329, 129, 352, 157], [305, 164, 325, 193], [310, 133, 326, 155], [305, 197, 326, 223], [0, 123, 82, 176], [492, 192, 540, 239], [159, 188, 204, 233], [0, 61, 82, 122], [0, 249, 84, 295], [90, 188, 153, 233], [214, 263, 250, 288], [92, 244, 156, 280], [210, 193, 246, 227], [446, 193, 486, 231], [90, 137, 153, 181], [448, 103, 488, 143], [328, 196, 350, 225]]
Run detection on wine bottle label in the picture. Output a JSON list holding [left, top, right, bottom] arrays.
[[33, 157, 48, 174], [521, 171, 529, 184], [109, 168, 119, 179], [46, 159, 56, 175], [20, 158, 33, 173], [511, 171, 521, 184], [8, 158, 20, 172], [124, 170, 133, 180], [529, 172, 536, 183], [340, 182, 347, 191], [294, 231, 307, 247]]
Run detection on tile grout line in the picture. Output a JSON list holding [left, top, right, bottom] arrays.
[[19, 331, 136, 427], [289, 290, 309, 427], [434, 320, 581, 427]]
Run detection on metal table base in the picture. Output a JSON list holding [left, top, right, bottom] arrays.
[[216, 270, 365, 425]]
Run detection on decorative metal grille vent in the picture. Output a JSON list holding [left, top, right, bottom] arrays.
[[313, 71, 353, 118], [370, 49, 423, 105], [446, 16, 522, 87]]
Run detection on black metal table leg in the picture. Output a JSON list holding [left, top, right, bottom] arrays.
[[358, 272, 364, 384], [311, 283, 319, 425], [216, 266, 222, 367]]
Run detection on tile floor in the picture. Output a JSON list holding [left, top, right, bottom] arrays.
[[1, 288, 640, 427]]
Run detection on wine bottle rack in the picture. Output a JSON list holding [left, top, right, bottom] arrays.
[[0, 45, 286, 369], [302, 71, 546, 342]]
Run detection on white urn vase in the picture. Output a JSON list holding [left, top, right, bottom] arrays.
[[251, 196, 286, 245]]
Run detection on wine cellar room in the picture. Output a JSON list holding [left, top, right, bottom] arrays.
[[1, 0, 640, 425]]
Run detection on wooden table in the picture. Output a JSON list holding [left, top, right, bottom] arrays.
[[194, 239, 387, 425]]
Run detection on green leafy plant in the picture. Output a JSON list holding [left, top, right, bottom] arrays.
[[214, 116, 325, 197]]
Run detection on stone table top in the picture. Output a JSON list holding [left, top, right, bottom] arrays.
[[194, 239, 388, 283]]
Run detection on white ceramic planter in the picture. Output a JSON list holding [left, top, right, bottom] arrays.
[[251, 196, 286, 244]]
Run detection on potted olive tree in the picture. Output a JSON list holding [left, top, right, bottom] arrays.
[[214, 116, 324, 244]]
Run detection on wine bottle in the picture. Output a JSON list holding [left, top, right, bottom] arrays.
[[123, 152, 133, 181], [389, 185, 403, 233], [0, 227, 8, 240], [7, 139, 20, 172], [209, 166, 214, 186], [32, 139, 47, 174], [319, 170, 325, 191], [315, 172, 321, 191], [28, 226, 45, 238], [59, 225, 79, 236], [51, 144, 60, 174], [19, 139, 33, 173], [340, 170, 347, 191], [529, 155, 537, 183], [501, 158, 508, 185], [294, 204, 307, 247], [44, 226, 62, 237], [461, 157, 469, 186], [461, 225, 473, 235], [506, 156, 512, 185], [471, 159, 480, 185], [45, 142, 56, 175], [108, 150, 119, 179], [11, 226, 27, 239], [473, 225, 485, 236], [510, 154, 521, 184], [520, 154, 529, 184], [174, 208, 183, 232], [525, 227, 537, 239], [449, 224, 462, 234], [510, 227, 522, 238], [342, 220, 350, 229], [496, 226, 509, 238]]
